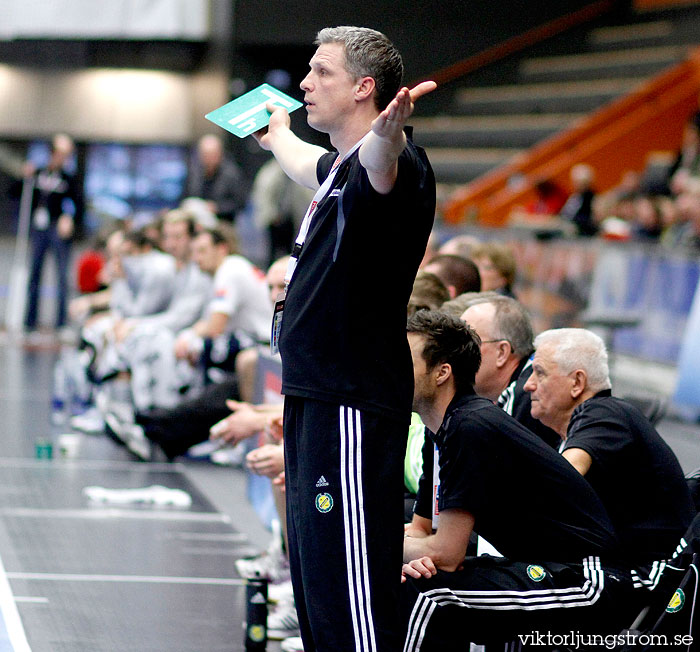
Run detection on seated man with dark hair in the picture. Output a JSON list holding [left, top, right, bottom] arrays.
[[422, 253, 480, 298], [402, 311, 636, 650]]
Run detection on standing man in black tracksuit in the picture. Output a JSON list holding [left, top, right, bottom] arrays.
[[253, 26, 436, 652]]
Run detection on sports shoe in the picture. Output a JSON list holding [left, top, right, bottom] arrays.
[[236, 547, 290, 582], [281, 636, 305, 651], [70, 407, 105, 433], [235, 519, 290, 582], [104, 410, 130, 445], [268, 578, 294, 604], [125, 424, 151, 461], [267, 601, 300, 640]]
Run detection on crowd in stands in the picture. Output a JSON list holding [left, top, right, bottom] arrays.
[[14, 116, 700, 651], [512, 110, 700, 250]]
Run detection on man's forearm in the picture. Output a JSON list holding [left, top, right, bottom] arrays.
[[359, 131, 406, 176], [268, 128, 326, 191], [403, 532, 437, 564]]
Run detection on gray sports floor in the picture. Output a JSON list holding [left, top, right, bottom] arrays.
[[0, 334, 283, 651]]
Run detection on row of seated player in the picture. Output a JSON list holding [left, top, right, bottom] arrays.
[[191, 246, 699, 649], [58, 209, 272, 463]]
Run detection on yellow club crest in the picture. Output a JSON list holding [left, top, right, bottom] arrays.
[[315, 492, 333, 513], [527, 565, 546, 582], [248, 624, 266, 642], [666, 588, 685, 613]]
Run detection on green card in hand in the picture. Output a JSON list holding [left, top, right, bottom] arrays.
[[205, 83, 303, 138]]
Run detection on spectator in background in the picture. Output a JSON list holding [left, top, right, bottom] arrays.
[[423, 253, 480, 298], [440, 290, 497, 320], [560, 163, 597, 236], [250, 158, 314, 267], [404, 270, 451, 523], [107, 228, 176, 321], [525, 178, 568, 217], [598, 192, 637, 241], [615, 169, 642, 199], [74, 226, 112, 295], [183, 134, 247, 224], [631, 195, 663, 241], [173, 226, 271, 382], [668, 111, 700, 180], [22, 133, 82, 334], [437, 234, 480, 259], [469, 242, 517, 298], [68, 226, 126, 322], [664, 178, 700, 250], [418, 230, 440, 268]]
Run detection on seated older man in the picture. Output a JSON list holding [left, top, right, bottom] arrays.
[[524, 328, 694, 569]]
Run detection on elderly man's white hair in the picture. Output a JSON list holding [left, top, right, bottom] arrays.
[[534, 328, 612, 393]]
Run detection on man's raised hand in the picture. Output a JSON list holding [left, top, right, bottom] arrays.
[[371, 81, 437, 139]]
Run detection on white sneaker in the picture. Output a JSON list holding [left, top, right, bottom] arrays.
[[281, 636, 305, 651], [185, 439, 224, 460], [235, 519, 290, 582], [125, 424, 151, 461], [70, 407, 104, 433], [235, 549, 290, 582], [104, 410, 129, 444], [267, 601, 300, 640], [268, 578, 294, 604]]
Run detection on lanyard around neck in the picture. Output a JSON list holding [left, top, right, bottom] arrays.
[[283, 133, 369, 286]]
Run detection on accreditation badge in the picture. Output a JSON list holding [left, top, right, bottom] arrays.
[[270, 291, 285, 355]]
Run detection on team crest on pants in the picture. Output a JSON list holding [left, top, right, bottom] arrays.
[[315, 492, 333, 513], [527, 565, 546, 582], [666, 588, 685, 613], [248, 624, 265, 642]]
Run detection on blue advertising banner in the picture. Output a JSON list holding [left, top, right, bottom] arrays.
[[673, 278, 700, 418]]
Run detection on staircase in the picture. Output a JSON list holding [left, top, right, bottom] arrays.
[[411, 4, 700, 199]]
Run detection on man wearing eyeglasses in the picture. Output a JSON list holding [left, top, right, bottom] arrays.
[[460, 294, 559, 448]]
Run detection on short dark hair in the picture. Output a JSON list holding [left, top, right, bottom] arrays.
[[124, 227, 156, 250], [407, 310, 481, 392], [199, 224, 239, 254], [425, 254, 481, 295], [408, 270, 450, 316], [315, 26, 403, 111]]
